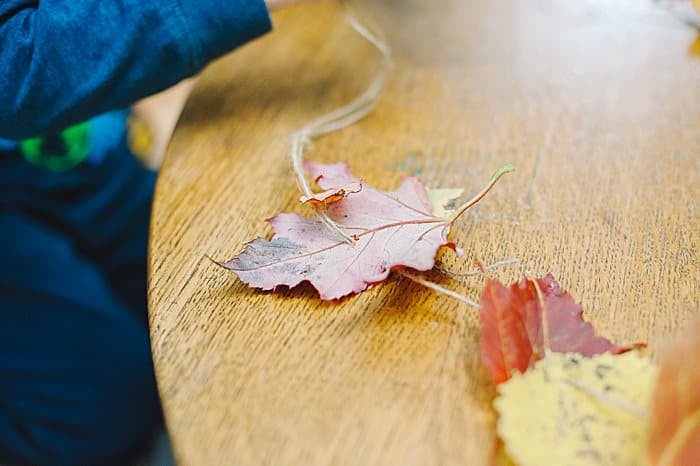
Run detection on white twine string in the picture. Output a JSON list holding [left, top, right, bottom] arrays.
[[398, 270, 480, 309], [284, 4, 514, 308], [290, 0, 393, 244]]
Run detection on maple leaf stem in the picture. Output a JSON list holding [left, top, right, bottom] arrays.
[[398, 270, 479, 308], [448, 163, 516, 224], [531, 277, 553, 357]]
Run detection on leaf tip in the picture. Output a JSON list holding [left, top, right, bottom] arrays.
[[496, 163, 516, 177]]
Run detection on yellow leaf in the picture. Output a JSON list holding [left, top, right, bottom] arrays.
[[427, 188, 464, 218], [693, 0, 700, 14], [494, 351, 657, 466], [493, 440, 518, 466]]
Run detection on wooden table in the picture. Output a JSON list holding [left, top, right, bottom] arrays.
[[149, 1, 699, 464]]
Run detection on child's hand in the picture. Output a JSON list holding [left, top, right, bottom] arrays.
[[265, 0, 316, 12]]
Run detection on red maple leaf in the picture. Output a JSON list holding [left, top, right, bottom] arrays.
[[221, 161, 513, 300], [479, 274, 643, 384]]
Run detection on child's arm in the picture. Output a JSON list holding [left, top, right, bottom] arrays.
[[0, 0, 296, 139]]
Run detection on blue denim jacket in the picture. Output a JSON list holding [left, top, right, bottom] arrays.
[[0, 0, 272, 140]]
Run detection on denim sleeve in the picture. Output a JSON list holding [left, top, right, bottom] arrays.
[[0, 0, 272, 139]]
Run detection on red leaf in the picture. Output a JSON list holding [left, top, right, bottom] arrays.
[[479, 274, 642, 384]]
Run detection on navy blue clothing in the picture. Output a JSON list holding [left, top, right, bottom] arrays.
[[0, 138, 159, 465], [0, 0, 272, 464], [0, 0, 271, 139]]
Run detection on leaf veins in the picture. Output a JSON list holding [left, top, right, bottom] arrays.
[[221, 161, 513, 300], [479, 274, 644, 384]]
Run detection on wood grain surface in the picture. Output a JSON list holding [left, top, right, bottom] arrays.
[[148, 1, 699, 464]]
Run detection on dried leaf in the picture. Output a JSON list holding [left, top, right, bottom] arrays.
[[480, 275, 642, 384], [300, 181, 362, 206], [495, 351, 657, 466], [222, 161, 513, 300], [648, 316, 700, 466]]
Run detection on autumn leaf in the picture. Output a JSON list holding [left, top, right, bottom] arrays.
[[221, 161, 513, 300], [648, 315, 700, 466], [480, 274, 642, 384], [300, 181, 362, 207], [492, 438, 517, 466], [494, 351, 657, 466]]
